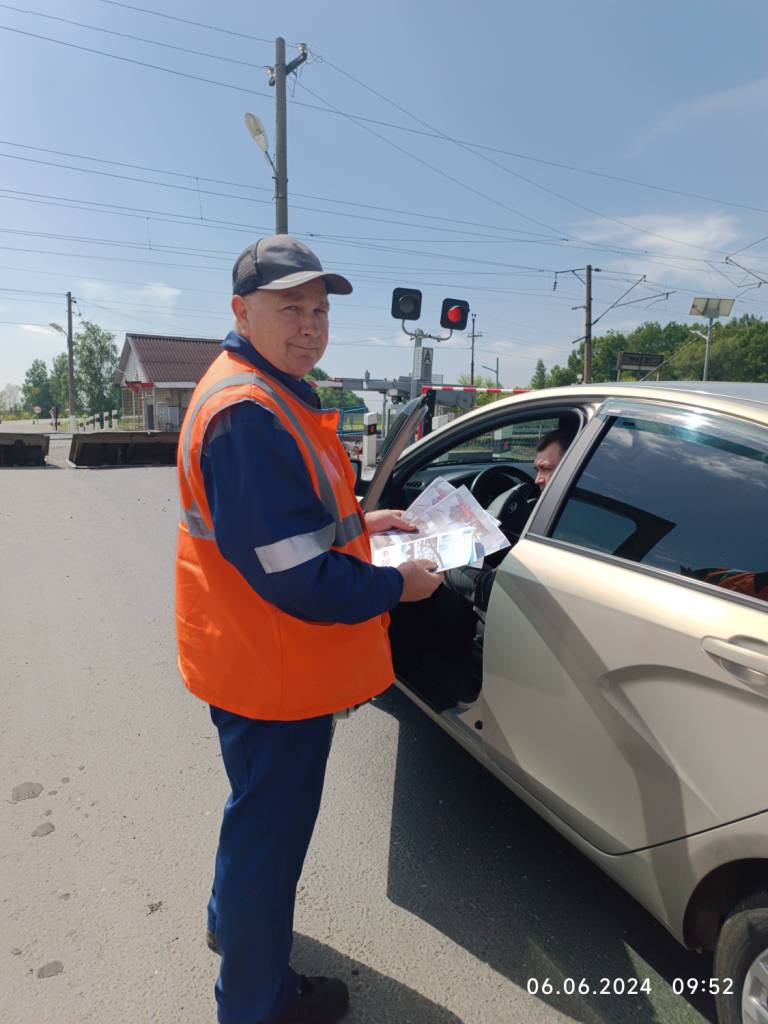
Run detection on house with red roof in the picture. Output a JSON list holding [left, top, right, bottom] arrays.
[[114, 333, 220, 430]]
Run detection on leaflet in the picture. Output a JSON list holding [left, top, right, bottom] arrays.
[[371, 478, 511, 571], [371, 527, 476, 572], [402, 476, 456, 522], [410, 485, 510, 560]]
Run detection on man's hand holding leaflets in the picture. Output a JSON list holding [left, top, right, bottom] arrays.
[[371, 477, 510, 572]]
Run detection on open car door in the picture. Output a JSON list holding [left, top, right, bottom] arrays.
[[361, 395, 429, 512]]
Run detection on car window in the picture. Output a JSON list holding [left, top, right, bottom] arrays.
[[550, 408, 768, 605], [431, 417, 560, 465]]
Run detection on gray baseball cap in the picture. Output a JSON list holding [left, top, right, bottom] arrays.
[[232, 235, 352, 296]]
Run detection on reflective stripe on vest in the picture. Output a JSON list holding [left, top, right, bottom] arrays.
[[253, 510, 364, 573], [180, 368, 363, 552], [182, 495, 216, 540]]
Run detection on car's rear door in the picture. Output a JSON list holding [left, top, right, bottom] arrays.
[[480, 397, 768, 854]]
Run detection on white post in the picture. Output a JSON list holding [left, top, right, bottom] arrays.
[[362, 412, 377, 468]]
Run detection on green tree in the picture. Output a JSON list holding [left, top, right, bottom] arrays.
[[75, 321, 119, 413], [542, 320, 693, 387], [664, 314, 768, 382], [49, 352, 71, 412], [21, 358, 53, 413], [457, 373, 503, 407], [0, 383, 22, 415], [307, 366, 367, 411], [530, 359, 547, 389]]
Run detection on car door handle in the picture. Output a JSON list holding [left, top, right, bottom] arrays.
[[702, 636, 768, 682]]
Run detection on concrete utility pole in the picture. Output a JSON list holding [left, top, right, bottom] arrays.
[[469, 314, 483, 385], [271, 38, 307, 234], [584, 265, 593, 384], [66, 291, 77, 433]]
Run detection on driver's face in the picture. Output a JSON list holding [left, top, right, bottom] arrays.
[[533, 441, 565, 490]]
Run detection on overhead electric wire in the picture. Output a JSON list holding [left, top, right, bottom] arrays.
[[1, 184, 735, 275], [307, 50, 768, 220], [294, 79, 567, 240], [2, 173, 754, 284], [0, 3, 270, 69], [728, 233, 768, 258], [0, 140, 558, 240], [310, 52, 737, 259], [0, 23, 280, 101], [3, 16, 765, 229], [75, 2, 768, 223], [0, 152, 562, 243], [0, 21, 569, 242], [89, 0, 274, 43], [0, 145, 755, 264], [0, 182, 704, 272], [3, 212, 764, 313]]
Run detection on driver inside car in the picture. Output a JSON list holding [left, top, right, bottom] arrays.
[[438, 429, 573, 705], [443, 428, 572, 611], [389, 429, 574, 709]]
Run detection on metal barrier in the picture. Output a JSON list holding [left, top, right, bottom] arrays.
[[0, 433, 49, 466], [68, 431, 179, 467]]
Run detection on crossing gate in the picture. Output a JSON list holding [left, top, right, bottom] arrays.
[[0, 433, 49, 466], [69, 431, 179, 467]]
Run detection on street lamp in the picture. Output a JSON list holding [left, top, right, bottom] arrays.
[[245, 111, 278, 231], [244, 112, 276, 172], [688, 297, 735, 382], [481, 359, 500, 387], [49, 317, 77, 433]]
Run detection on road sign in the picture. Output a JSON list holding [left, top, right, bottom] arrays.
[[616, 352, 664, 372], [33, 405, 41, 414]]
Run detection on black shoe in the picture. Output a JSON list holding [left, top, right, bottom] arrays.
[[205, 936, 348, 1024], [272, 976, 349, 1024]]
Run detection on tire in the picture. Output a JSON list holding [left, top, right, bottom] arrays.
[[714, 890, 768, 1024]]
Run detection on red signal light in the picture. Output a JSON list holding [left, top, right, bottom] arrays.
[[439, 297, 470, 331]]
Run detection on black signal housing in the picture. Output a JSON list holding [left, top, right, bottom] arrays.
[[440, 298, 470, 331], [391, 287, 422, 321]]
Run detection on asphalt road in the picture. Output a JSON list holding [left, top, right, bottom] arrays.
[[0, 450, 719, 1024], [0, 418, 62, 432]]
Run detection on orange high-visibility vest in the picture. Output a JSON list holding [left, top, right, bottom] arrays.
[[175, 349, 395, 720]]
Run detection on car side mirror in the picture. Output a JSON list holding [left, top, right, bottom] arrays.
[[349, 457, 362, 491]]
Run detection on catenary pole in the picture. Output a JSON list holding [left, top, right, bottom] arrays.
[[469, 314, 483, 385], [584, 265, 593, 383], [66, 291, 77, 433]]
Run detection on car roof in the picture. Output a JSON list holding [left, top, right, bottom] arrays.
[[409, 379, 768, 456], [614, 380, 768, 405]]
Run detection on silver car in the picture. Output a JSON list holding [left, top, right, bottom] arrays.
[[362, 381, 768, 1024]]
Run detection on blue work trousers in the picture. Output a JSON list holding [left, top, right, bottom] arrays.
[[207, 705, 334, 1024]]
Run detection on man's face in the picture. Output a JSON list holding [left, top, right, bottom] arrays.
[[533, 441, 565, 490], [231, 278, 330, 379]]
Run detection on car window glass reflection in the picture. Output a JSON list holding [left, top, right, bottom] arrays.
[[551, 413, 768, 604]]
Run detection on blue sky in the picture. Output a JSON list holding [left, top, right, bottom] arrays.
[[1, 0, 768, 399]]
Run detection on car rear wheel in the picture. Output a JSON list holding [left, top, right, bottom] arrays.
[[714, 891, 768, 1024]]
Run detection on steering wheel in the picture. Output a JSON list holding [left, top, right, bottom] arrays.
[[469, 464, 535, 506]]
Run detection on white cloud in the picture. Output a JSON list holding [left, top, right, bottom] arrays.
[[647, 77, 768, 141], [580, 211, 742, 286], [631, 77, 768, 168], [78, 279, 182, 308]]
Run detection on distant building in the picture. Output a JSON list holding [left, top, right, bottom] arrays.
[[115, 334, 220, 430]]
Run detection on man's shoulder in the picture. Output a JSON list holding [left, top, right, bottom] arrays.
[[203, 399, 278, 449]]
